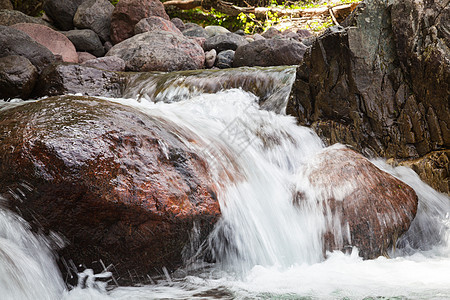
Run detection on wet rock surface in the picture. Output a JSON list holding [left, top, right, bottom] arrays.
[[34, 63, 126, 98], [287, 0, 449, 194], [296, 146, 418, 259], [0, 96, 220, 285]]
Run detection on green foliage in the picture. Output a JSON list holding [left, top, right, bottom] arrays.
[[12, 0, 44, 17], [109, 0, 120, 5]]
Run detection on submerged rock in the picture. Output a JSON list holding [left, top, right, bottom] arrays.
[[295, 145, 418, 259], [0, 96, 220, 285]]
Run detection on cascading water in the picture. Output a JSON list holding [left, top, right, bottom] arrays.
[[0, 66, 449, 299]]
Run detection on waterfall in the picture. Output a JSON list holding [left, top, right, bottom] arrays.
[[0, 66, 449, 299]]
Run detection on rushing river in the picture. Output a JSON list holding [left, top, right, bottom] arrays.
[[1, 67, 449, 299]]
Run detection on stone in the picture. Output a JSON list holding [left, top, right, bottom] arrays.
[[134, 16, 181, 35], [295, 145, 418, 259], [234, 39, 307, 67], [234, 29, 245, 36], [296, 29, 312, 39], [106, 30, 205, 72], [182, 23, 208, 38], [11, 23, 78, 63], [171, 17, 185, 31], [63, 29, 105, 57], [110, 0, 169, 44], [0, 0, 12, 10], [189, 36, 206, 48], [286, 0, 449, 194], [0, 9, 51, 27], [261, 26, 281, 39], [73, 0, 114, 42], [0, 96, 220, 285], [252, 33, 265, 41], [82, 56, 126, 72], [204, 25, 230, 37], [398, 150, 450, 195], [215, 50, 234, 69], [43, 0, 84, 30], [0, 25, 55, 73], [204, 49, 216, 68], [204, 33, 248, 53], [0, 55, 38, 100], [34, 63, 126, 98], [77, 51, 96, 63]]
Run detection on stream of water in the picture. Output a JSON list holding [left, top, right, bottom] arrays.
[[0, 67, 449, 299]]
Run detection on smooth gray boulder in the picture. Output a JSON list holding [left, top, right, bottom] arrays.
[[63, 29, 105, 57], [43, 0, 84, 30], [73, 0, 114, 42], [204, 33, 248, 53], [215, 50, 234, 69]]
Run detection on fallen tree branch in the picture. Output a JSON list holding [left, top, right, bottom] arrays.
[[164, 0, 359, 20]]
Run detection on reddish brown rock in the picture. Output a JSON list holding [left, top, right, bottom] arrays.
[[77, 51, 96, 63], [110, 0, 169, 44], [11, 23, 78, 63], [295, 145, 418, 259], [0, 96, 220, 285]]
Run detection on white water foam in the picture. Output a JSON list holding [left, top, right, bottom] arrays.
[[1, 88, 449, 299]]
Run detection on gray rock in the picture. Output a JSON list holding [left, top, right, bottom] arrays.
[[34, 62, 126, 97], [106, 30, 205, 72], [171, 17, 185, 31], [234, 29, 245, 36], [204, 49, 216, 68], [204, 25, 230, 37], [0, 25, 55, 73], [63, 29, 105, 57], [234, 39, 307, 67], [215, 50, 234, 69], [0, 9, 52, 27], [82, 56, 126, 72], [73, 0, 114, 42], [182, 23, 208, 38], [204, 33, 248, 53], [43, 0, 84, 30], [261, 26, 281, 39], [135, 16, 181, 35], [0, 55, 38, 100]]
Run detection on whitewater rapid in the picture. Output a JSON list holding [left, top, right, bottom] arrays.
[[0, 85, 449, 299]]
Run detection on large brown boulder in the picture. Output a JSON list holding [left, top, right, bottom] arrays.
[[106, 30, 205, 72], [11, 23, 78, 63], [110, 0, 169, 44], [295, 145, 418, 259], [0, 96, 220, 285], [287, 0, 449, 194], [134, 16, 182, 35]]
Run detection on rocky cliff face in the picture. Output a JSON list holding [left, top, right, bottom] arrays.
[[287, 0, 449, 194]]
